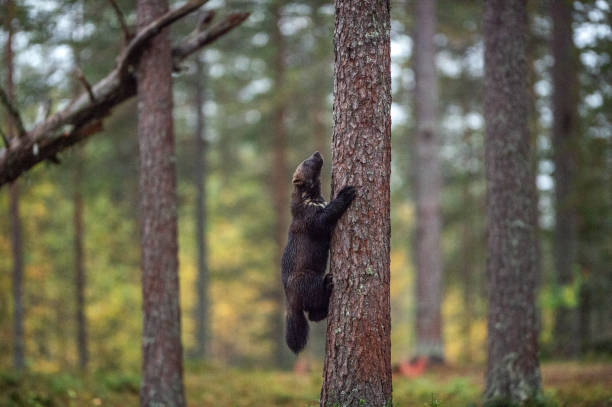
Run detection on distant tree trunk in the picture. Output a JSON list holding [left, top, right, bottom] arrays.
[[271, 1, 291, 369], [193, 56, 209, 360], [73, 146, 88, 370], [4, 0, 25, 371], [461, 131, 474, 364], [320, 1, 392, 406], [412, 0, 444, 363], [136, 0, 185, 406], [483, 0, 541, 403], [551, 0, 579, 358]]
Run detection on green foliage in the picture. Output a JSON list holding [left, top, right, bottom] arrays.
[[1, 363, 610, 407]]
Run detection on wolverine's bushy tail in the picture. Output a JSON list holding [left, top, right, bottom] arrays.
[[286, 308, 308, 353]]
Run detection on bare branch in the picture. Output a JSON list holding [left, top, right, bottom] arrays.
[[173, 12, 250, 62], [116, 0, 208, 77], [196, 9, 216, 31], [75, 67, 96, 103], [0, 85, 26, 138], [106, 0, 133, 44], [0, 2, 249, 187]]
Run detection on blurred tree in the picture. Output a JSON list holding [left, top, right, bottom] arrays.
[[270, 1, 291, 369], [320, 0, 392, 405], [136, 0, 185, 406], [412, 0, 444, 364], [483, 0, 541, 403], [551, 0, 579, 358], [3, 0, 25, 371], [72, 7, 89, 370], [73, 145, 88, 370], [193, 55, 209, 360]]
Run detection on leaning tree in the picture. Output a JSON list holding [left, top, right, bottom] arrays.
[[0, 0, 248, 188]]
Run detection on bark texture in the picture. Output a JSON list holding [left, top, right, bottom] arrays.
[[483, 0, 541, 403], [193, 56, 209, 359], [4, 0, 25, 371], [271, 2, 291, 369], [73, 146, 88, 370], [137, 1, 185, 406], [412, 0, 444, 362], [551, 0, 579, 358], [320, 1, 392, 405]]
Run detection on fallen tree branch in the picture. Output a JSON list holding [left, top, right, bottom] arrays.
[[0, 6, 249, 187], [0, 85, 26, 138]]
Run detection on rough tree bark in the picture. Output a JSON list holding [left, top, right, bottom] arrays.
[[271, 1, 291, 369], [412, 0, 444, 363], [73, 146, 88, 370], [137, 0, 185, 406], [193, 55, 209, 359], [551, 0, 579, 358], [483, 0, 542, 403], [320, 1, 392, 405], [4, 0, 25, 371]]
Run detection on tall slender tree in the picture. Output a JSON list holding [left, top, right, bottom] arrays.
[[270, 1, 291, 368], [551, 0, 579, 358], [193, 55, 209, 360], [320, 1, 392, 405], [412, 0, 444, 363], [73, 146, 88, 370], [136, 0, 185, 405], [4, 0, 25, 371], [483, 0, 541, 403]]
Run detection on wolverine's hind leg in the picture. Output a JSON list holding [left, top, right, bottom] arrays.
[[304, 273, 332, 322]]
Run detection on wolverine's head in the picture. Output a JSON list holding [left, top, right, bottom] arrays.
[[292, 151, 323, 193]]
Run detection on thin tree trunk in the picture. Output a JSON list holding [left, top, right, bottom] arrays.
[[483, 0, 541, 403], [271, 1, 291, 369], [320, 1, 392, 405], [412, 0, 444, 363], [551, 0, 579, 358], [193, 56, 209, 360], [137, 0, 185, 405], [461, 132, 474, 364], [73, 146, 88, 370], [4, 0, 25, 371]]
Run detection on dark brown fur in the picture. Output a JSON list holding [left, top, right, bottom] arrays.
[[281, 151, 356, 353]]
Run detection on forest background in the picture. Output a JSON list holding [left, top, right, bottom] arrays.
[[0, 0, 610, 406]]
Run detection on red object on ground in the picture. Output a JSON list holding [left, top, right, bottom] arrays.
[[397, 357, 428, 378]]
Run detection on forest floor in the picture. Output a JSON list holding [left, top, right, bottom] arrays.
[[1, 361, 611, 406]]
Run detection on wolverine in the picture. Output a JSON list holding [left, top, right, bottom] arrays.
[[281, 151, 356, 353]]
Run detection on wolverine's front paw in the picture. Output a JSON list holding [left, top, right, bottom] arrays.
[[337, 185, 356, 203]]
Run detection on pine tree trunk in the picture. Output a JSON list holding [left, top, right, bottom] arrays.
[[271, 1, 291, 369], [320, 1, 392, 405], [73, 146, 88, 370], [483, 0, 541, 403], [412, 0, 444, 363], [4, 0, 25, 371], [193, 56, 209, 360], [137, 0, 185, 405], [551, 0, 579, 358]]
